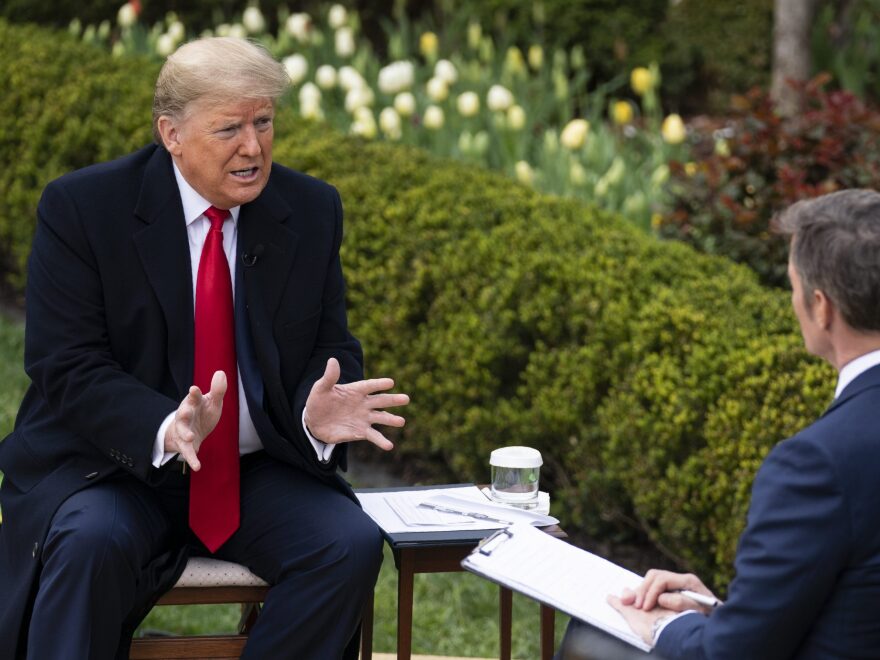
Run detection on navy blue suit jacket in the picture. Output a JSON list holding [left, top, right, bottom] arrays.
[[657, 363, 880, 659], [0, 144, 364, 657]]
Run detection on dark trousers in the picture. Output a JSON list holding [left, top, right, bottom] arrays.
[[556, 618, 663, 660], [26, 452, 383, 660]]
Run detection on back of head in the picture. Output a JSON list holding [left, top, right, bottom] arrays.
[[776, 189, 880, 332], [152, 37, 289, 143]]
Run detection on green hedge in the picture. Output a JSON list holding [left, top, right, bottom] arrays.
[[0, 20, 158, 294], [0, 21, 835, 589]]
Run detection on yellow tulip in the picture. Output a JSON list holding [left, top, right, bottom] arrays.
[[528, 45, 544, 71], [661, 114, 687, 144], [560, 119, 590, 150], [420, 32, 438, 60], [630, 67, 654, 96], [611, 101, 633, 125]]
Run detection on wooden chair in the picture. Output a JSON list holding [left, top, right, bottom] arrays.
[[129, 557, 269, 660]]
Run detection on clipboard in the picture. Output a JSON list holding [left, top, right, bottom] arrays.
[[461, 522, 652, 652]]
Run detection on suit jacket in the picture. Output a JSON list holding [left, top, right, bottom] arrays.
[[657, 363, 880, 659], [0, 144, 364, 657]]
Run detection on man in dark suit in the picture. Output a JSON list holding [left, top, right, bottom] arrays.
[[0, 37, 409, 659], [558, 189, 880, 658]]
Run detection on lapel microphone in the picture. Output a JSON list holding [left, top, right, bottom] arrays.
[[241, 244, 264, 267]]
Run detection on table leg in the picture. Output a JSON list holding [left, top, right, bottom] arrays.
[[540, 604, 555, 660], [397, 549, 415, 660], [499, 586, 513, 660], [360, 589, 374, 660]]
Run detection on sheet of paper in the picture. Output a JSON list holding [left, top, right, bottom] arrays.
[[356, 485, 509, 533], [385, 493, 476, 526], [421, 493, 559, 526], [462, 522, 651, 652]]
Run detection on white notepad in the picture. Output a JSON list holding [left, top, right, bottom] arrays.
[[461, 522, 652, 652]]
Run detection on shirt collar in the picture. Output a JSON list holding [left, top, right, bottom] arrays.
[[171, 161, 240, 227], [835, 349, 880, 398]]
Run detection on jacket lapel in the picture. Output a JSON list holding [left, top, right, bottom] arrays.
[[132, 147, 194, 396], [238, 173, 299, 324]]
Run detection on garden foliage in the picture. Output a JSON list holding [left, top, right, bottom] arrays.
[[659, 78, 880, 289], [1, 21, 835, 588], [0, 20, 158, 294]]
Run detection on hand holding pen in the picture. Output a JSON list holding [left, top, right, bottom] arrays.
[[623, 569, 721, 614]]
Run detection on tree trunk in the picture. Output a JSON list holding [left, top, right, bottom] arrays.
[[771, 0, 822, 116]]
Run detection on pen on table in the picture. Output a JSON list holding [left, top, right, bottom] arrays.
[[677, 589, 721, 609], [419, 502, 515, 525]]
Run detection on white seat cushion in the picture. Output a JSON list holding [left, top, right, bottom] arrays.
[[173, 557, 269, 588]]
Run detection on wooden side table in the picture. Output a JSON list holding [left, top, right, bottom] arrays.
[[356, 486, 566, 660]]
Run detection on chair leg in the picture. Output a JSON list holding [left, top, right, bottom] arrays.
[[238, 602, 262, 634]]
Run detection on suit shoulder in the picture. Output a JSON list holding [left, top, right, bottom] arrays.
[[44, 144, 159, 199]]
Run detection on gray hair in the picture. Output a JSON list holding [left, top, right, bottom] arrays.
[[775, 189, 880, 332], [152, 37, 289, 143]]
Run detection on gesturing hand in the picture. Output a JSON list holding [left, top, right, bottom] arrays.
[[304, 358, 410, 450], [163, 370, 228, 471]]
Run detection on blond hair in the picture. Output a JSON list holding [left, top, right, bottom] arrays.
[[152, 37, 289, 143]]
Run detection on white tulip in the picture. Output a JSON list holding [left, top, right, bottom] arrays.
[[423, 105, 445, 130], [286, 13, 312, 42], [377, 61, 415, 95], [426, 77, 449, 103], [560, 119, 590, 150], [335, 27, 355, 57], [506, 104, 526, 130], [283, 54, 309, 85], [379, 107, 402, 139], [486, 84, 514, 112], [315, 65, 337, 90], [216, 23, 231, 37], [156, 33, 176, 56], [515, 161, 534, 185], [167, 20, 185, 43], [299, 82, 322, 106], [117, 2, 137, 28], [351, 107, 377, 138], [569, 160, 587, 186], [345, 85, 375, 113], [434, 59, 458, 85], [228, 24, 246, 39], [456, 91, 480, 117], [338, 66, 364, 92], [242, 7, 265, 34], [328, 4, 348, 29], [300, 99, 324, 120], [394, 92, 416, 117]]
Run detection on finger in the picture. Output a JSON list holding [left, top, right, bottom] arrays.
[[349, 377, 397, 394], [369, 411, 406, 428], [657, 592, 693, 612], [619, 587, 637, 606], [209, 370, 228, 399], [367, 392, 411, 409], [176, 440, 202, 472], [363, 427, 394, 451], [313, 357, 341, 393]]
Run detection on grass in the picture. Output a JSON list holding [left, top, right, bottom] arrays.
[[0, 312, 569, 656]]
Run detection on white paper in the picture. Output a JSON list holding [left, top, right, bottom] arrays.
[[385, 493, 476, 526], [421, 493, 558, 526], [356, 485, 509, 533], [462, 522, 652, 652]]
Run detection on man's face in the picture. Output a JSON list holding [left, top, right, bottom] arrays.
[[164, 98, 274, 209], [788, 258, 825, 358]]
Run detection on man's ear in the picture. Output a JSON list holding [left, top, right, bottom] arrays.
[[156, 115, 183, 156], [813, 289, 833, 330]]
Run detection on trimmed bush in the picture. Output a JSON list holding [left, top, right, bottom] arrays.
[[0, 19, 158, 294], [1, 21, 834, 589]]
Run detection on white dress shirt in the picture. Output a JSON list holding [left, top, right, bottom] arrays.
[[151, 164, 333, 466]]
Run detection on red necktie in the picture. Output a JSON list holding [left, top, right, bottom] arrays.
[[189, 205, 240, 552]]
